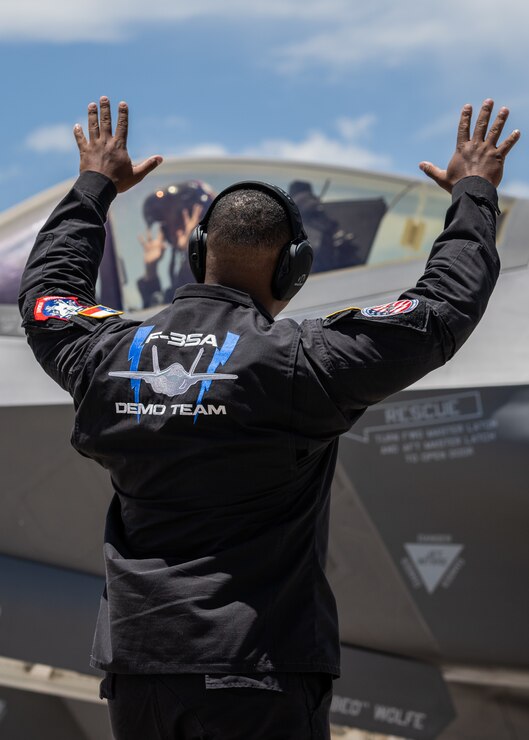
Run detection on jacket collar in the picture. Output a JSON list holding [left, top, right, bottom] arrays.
[[172, 283, 274, 323]]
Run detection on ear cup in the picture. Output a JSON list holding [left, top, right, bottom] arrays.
[[272, 240, 313, 301], [188, 226, 207, 282]]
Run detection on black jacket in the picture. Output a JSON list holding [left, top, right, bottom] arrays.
[[19, 171, 500, 676]]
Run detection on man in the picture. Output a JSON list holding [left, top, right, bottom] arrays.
[[138, 180, 215, 308], [19, 97, 519, 740]]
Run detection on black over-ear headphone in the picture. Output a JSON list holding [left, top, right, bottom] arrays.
[[188, 181, 313, 301]]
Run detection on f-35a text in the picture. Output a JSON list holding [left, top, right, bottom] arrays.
[[145, 331, 218, 347]]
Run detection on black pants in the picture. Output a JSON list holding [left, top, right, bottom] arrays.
[[100, 672, 332, 740]]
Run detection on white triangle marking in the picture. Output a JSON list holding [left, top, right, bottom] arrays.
[[404, 543, 463, 594]]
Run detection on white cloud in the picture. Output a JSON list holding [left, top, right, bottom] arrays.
[[25, 124, 75, 153], [3, 0, 529, 73], [174, 116, 390, 171], [277, 17, 440, 71], [22, 115, 389, 171], [179, 143, 230, 158], [275, 1, 529, 72], [335, 115, 375, 140], [242, 128, 389, 171], [0, 0, 344, 42]]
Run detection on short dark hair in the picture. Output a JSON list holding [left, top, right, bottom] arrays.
[[207, 189, 291, 252]]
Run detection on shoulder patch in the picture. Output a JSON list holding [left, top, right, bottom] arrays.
[[360, 299, 419, 318], [34, 296, 123, 322], [78, 305, 123, 319], [34, 296, 87, 321]]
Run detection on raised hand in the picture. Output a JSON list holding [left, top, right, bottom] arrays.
[[419, 99, 520, 193], [139, 226, 167, 266], [175, 204, 204, 251], [73, 97, 163, 193]]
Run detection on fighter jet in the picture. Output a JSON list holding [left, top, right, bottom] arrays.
[[108, 345, 238, 397]]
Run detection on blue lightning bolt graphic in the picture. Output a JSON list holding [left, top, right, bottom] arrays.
[[128, 325, 155, 423], [194, 331, 240, 423]]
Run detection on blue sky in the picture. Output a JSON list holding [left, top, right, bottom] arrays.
[[1, 0, 529, 212]]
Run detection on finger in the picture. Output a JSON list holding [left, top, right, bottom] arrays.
[[190, 205, 202, 229], [73, 123, 87, 151], [472, 98, 494, 142], [115, 101, 128, 146], [157, 231, 167, 251], [99, 96, 112, 138], [497, 129, 521, 157], [487, 107, 509, 146], [456, 104, 472, 147], [419, 161, 447, 186], [131, 156, 163, 185], [140, 227, 151, 245], [87, 102, 99, 142]]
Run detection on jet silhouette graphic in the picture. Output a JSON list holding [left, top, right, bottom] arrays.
[[109, 346, 238, 397]]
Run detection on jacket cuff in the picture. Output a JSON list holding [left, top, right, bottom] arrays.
[[452, 176, 499, 212], [74, 171, 118, 214]]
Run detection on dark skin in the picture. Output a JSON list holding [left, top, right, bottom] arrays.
[[419, 98, 520, 191], [204, 246, 290, 318], [73, 96, 163, 192], [74, 97, 520, 317]]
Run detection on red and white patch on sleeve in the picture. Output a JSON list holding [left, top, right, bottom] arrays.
[[360, 299, 419, 318], [33, 296, 87, 321], [33, 296, 123, 322]]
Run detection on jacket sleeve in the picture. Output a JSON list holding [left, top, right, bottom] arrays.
[[299, 176, 501, 422], [18, 171, 135, 402]]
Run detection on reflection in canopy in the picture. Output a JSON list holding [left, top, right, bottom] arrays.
[[289, 179, 387, 272]]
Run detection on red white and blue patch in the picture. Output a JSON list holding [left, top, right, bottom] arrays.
[[361, 299, 419, 318], [34, 296, 87, 321], [34, 296, 123, 322], [78, 305, 123, 319]]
